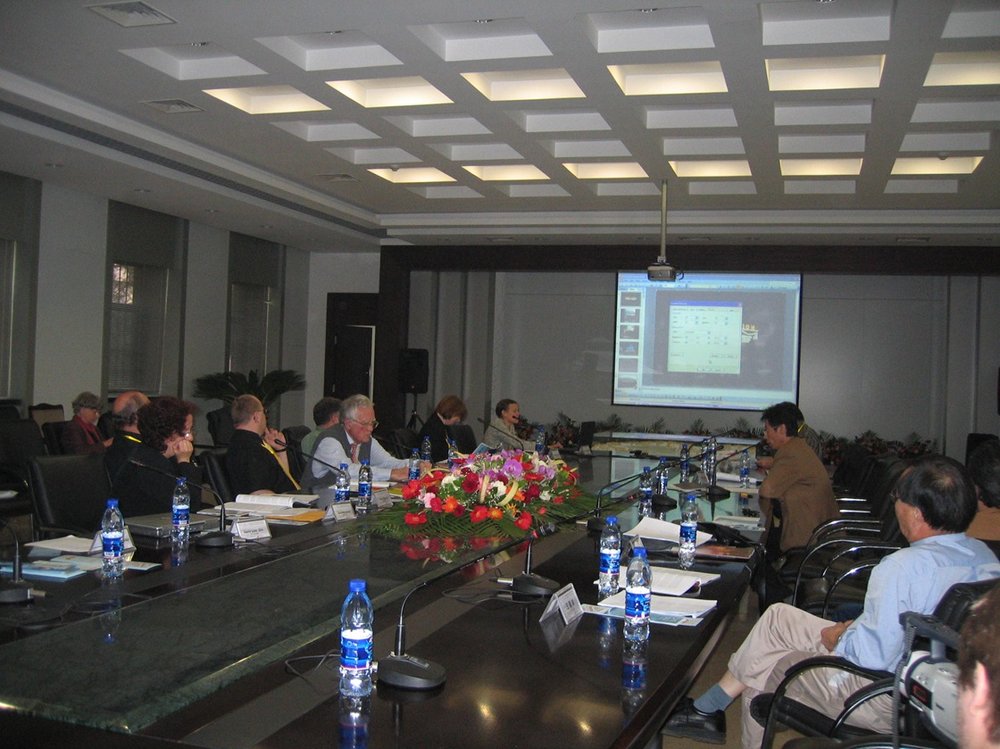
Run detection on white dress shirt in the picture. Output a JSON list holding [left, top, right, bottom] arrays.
[[311, 434, 406, 483]]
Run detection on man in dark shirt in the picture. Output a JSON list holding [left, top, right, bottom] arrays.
[[104, 390, 150, 487], [225, 394, 298, 495]]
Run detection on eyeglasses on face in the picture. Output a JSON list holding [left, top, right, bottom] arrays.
[[349, 418, 378, 429]]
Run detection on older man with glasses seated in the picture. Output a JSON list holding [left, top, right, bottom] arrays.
[[302, 394, 427, 489]]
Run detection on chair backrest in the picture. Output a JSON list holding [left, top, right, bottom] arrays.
[[389, 427, 420, 459], [206, 407, 235, 446], [28, 454, 111, 536], [28, 402, 64, 428], [930, 578, 998, 629], [281, 425, 310, 477], [0, 419, 48, 466], [200, 450, 234, 505], [447, 423, 478, 454], [0, 401, 21, 421], [41, 420, 69, 456]]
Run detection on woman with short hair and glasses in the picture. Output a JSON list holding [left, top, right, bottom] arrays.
[[110, 396, 203, 517]]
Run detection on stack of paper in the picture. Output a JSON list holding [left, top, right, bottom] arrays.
[[624, 517, 713, 546], [616, 567, 720, 596], [598, 590, 716, 618]]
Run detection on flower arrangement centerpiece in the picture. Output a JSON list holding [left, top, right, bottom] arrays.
[[374, 449, 595, 539]]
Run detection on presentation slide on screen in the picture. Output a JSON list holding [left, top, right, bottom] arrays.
[[613, 272, 802, 411]]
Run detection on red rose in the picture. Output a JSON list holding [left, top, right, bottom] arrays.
[[470, 505, 489, 523], [401, 481, 422, 500], [404, 512, 428, 526], [515, 511, 532, 530], [429, 496, 444, 513], [462, 473, 481, 492]]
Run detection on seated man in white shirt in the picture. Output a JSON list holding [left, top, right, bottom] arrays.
[[662, 454, 1000, 748], [302, 394, 426, 488]]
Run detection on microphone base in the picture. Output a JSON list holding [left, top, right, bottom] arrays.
[[0, 583, 33, 605], [512, 573, 560, 597], [377, 654, 446, 691], [195, 530, 235, 548], [706, 484, 731, 502], [586, 515, 609, 533], [651, 494, 677, 512]]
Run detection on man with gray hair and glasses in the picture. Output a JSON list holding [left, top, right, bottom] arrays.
[[303, 394, 426, 488]]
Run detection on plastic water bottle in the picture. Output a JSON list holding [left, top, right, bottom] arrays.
[[420, 434, 432, 463], [101, 498, 125, 580], [335, 463, 351, 504], [656, 456, 670, 495], [407, 448, 420, 481], [598, 516, 622, 598], [356, 460, 372, 515], [171, 476, 190, 543], [638, 467, 654, 517], [534, 427, 545, 455], [739, 449, 752, 487], [447, 438, 460, 470], [624, 546, 651, 646], [639, 466, 654, 500], [679, 443, 691, 482], [679, 492, 699, 569], [340, 578, 374, 697]]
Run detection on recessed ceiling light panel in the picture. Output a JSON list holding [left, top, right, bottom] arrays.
[[203, 86, 329, 114], [890, 156, 983, 175], [461, 69, 584, 101], [609, 62, 728, 95], [562, 162, 649, 179], [369, 167, 456, 183], [766, 55, 885, 91], [328, 77, 452, 108], [780, 158, 863, 176], [668, 160, 751, 177], [924, 52, 1000, 86]]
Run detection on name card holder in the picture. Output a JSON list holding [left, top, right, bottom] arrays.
[[231, 517, 271, 541], [540, 583, 584, 625], [326, 502, 356, 523]]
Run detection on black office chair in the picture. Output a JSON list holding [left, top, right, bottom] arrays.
[[755, 579, 999, 749], [281, 425, 310, 477], [206, 407, 235, 447], [28, 402, 65, 430], [200, 450, 234, 505], [447, 423, 478, 454], [0, 419, 50, 531], [388, 427, 420, 459], [41, 420, 69, 455], [28, 454, 111, 537]]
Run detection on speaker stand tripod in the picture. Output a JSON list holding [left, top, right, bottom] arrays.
[[405, 392, 423, 431]]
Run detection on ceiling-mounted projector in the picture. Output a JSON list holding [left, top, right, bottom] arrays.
[[647, 260, 678, 281]]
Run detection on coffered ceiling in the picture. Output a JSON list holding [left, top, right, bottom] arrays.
[[0, 0, 998, 251]]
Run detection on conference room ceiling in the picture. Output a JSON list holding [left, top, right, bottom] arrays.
[[0, 0, 998, 252]]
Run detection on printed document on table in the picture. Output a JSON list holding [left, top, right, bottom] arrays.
[[598, 590, 716, 618], [25, 535, 95, 554], [616, 566, 720, 596], [624, 516, 713, 546]]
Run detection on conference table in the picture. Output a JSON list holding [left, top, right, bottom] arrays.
[[0, 453, 758, 748]]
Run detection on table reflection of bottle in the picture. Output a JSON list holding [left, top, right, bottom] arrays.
[[339, 693, 370, 748], [97, 582, 122, 645], [597, 615, 617, 669], [621, 640, 647, 717], [171, 538, 188, 567]]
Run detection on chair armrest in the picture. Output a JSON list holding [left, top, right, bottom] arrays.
[[822, 563, 878, 617], [822, 543, 901, 578], [832, 678, 895, 734]]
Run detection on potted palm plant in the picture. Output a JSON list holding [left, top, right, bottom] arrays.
[[193, 369, 305, 445]]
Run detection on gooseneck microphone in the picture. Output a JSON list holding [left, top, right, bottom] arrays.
[[587, 470, 644, 532], [0, 518, 32, 604], [273, 438, 348, 486], [498, 528, 561, 597], [127, 458, 233, 548], [377, 581, 447, 690]]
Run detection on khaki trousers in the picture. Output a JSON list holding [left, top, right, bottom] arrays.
[[727, 603, 892, 749]]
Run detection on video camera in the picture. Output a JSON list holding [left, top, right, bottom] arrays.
[[899, 611, 961, 747]]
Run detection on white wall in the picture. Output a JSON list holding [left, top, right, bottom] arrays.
[[33, 183, 107, 409], [183, 222, 229, 436], [409, 270, 1000, 460]]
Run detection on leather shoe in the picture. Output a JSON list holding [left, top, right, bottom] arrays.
[[661, 697, 727, 745]]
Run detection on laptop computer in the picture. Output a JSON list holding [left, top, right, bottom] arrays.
[[127, 513, 207, 538]]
